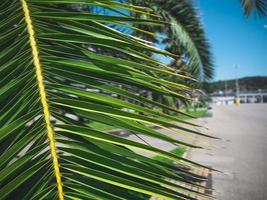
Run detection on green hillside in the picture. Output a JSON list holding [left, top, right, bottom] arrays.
[[205, 76, 267, 93]]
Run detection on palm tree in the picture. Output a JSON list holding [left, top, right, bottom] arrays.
[[0, 0, 214, 199], [128, 0, 214, 82], [128, 0, 267, 82]]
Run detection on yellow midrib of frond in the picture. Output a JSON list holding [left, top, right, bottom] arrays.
[[21, 0, 64, 199]]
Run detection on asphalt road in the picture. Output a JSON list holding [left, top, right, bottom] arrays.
[[190, 104, 267, 200]]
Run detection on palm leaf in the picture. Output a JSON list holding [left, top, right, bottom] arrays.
[[241, 0, 267, 17], [0, 0, 213, 199]]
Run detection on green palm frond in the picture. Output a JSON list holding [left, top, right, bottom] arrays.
[[156, 0, 213, 81], [0, 0, 214, 199], [241, 0, 267, 17]]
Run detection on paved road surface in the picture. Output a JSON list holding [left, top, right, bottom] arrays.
[[190, 104, 267, 200]]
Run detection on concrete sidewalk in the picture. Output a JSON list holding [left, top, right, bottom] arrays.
[[120, 104, 267, 199], [189, 104, 267, 200]]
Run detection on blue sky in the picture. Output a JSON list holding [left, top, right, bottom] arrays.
[[195, 0, 267, 81]]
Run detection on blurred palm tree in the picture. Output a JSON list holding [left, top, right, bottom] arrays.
[[129, 0, 214, 82], [129, 0, 267, 81]]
